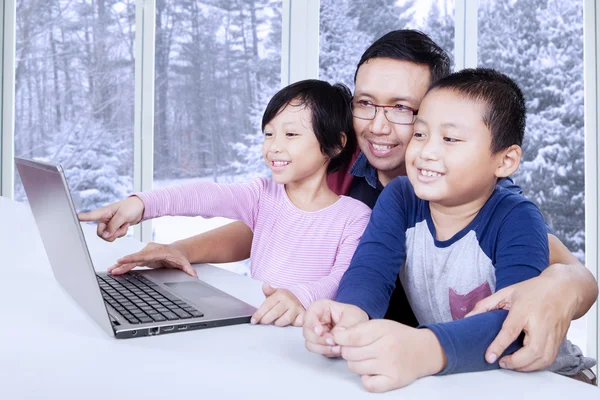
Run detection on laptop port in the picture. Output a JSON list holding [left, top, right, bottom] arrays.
[[131, 330, 137, 336], [148, 327, 160, 336], [177, 325, 188, 331], [163, 326, 175, 332]]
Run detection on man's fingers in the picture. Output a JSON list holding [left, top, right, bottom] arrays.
[[501, 332, 556, 371], [466, 290, 509, 317], [360, 375, 394, 393], [108, 262, 138, 275], [180, 262, 198, 278], [332, 321, 382, 347], [485, 311, 526, 364]]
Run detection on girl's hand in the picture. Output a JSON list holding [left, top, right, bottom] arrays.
[[78, 197, 145, 242], [251, 283, 305, 327], [108, 242, 198, 278]]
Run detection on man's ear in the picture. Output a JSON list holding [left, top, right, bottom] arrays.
[[494, 144, 522, 178]]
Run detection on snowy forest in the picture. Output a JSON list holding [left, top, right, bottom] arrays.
[[13, 0, 585, 260]]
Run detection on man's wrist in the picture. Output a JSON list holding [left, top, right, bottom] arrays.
[[545, 263, 581, 319], [171, 240, 193, 262]]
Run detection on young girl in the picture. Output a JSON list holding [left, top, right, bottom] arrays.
[[79, 80, 372, 327]]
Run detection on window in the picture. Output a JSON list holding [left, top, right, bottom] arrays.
[[13, 0, 136, 212], [478, 0, 586, 349], [151, 1, 282, 275], [319, 0, 455, 88]]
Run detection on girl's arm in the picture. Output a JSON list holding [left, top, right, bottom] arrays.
[[136, 178, 266, 229]]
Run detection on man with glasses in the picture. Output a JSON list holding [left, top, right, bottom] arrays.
[[101, 30, 598, 384]]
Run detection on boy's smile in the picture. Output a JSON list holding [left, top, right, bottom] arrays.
[[406, 88, 503, 207]]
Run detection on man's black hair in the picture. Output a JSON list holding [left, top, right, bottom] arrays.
[[428, 68, 526, 154], [262, 79, 356, 173], [354, 30, 451, 84]]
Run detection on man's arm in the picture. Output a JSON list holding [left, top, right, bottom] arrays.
[[172, 221, 253, 264], [547, 233, 598, 319]]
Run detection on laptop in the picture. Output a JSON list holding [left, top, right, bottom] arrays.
[[16, 157, 257, 339]]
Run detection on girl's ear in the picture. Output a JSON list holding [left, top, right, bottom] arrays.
[[331, 132, 347, 158], [340, 132, 347, 149], [494, 144, 522, 178]]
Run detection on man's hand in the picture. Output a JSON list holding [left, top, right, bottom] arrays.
[[78, 197, 145, 242], [466, 267, 577, 371], [108, 242, 198, 278], [251, 284, 305, 327], [332, 320, 446, 393], [302, 299, 368, 357]]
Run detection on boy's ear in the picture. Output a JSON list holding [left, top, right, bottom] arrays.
[[494, 144, 522, 178]]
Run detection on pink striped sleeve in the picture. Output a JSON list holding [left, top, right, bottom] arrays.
[[134, 178, 266, 230], [288, 204, 371, 308]]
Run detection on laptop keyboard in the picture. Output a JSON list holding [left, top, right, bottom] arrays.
[[97, 273, 204, 325]]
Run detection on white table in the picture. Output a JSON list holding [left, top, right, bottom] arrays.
[[1, 196, 598, 399]]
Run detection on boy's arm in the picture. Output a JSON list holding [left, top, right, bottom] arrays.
[[288, 208, 371, 308], [336, 179, 408, 317], [171, 221, 253, 264], [420, 201, 549, 375]]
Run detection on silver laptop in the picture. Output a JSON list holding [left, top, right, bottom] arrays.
[[16, 157, 256, 339]]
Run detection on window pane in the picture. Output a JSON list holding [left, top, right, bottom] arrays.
[[152, 1, 281, 275], [478, 0, 586, 348], [14, 0, 135, 212], [319, 0, 455, 88]]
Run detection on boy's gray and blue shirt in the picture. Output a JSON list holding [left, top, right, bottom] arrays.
[[336, 176, 549, 375]]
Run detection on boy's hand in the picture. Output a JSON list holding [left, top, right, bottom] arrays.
[[108, 242, 198, 278], [78, 197, 145, 242], [251, 283, 305, 327], [332, 320, 446, 393], [303, 299, 368, 357]]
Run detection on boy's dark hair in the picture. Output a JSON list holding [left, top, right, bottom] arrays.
[[354, 30, 451, 85], [262, 79, 356, 173], [428, 68, 526, 154]]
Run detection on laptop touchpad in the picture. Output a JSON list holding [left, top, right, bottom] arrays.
[[165, 281, 227, 299]]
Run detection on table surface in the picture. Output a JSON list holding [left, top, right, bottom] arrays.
[[1, 196, 598, 399]]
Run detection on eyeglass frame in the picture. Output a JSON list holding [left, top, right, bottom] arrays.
[[350, 98, 418, 125]]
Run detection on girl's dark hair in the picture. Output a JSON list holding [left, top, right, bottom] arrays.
[[262, 79, 356, 173]]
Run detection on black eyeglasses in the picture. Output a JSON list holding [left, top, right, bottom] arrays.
[[351, 99, 418, 125]]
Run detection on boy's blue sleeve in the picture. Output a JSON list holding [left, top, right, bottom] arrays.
[[420, 201, 549, 375], [498, 178, 554, 235], [336, 178, 409, 318]]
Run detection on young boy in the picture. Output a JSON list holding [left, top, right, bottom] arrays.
[[303, 68, 596, 392]]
